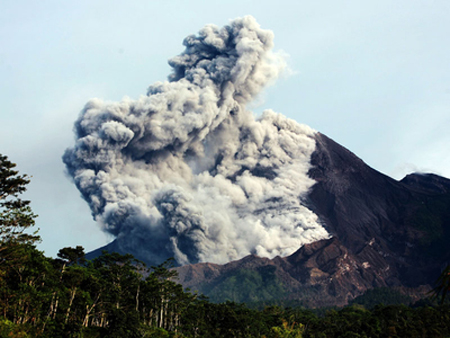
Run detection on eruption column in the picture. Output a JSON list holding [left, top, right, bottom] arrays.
[[63, 16, 330, 265]]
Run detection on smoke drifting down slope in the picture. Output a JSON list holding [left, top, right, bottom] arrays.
[[63, 16, 329, 265]]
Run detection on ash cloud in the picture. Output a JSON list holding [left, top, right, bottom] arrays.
[[63, 16, 330, 265]]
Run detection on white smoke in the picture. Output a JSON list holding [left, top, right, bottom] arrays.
[[63, 16, 330, 265]]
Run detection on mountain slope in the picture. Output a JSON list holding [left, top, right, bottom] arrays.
[[174, 133, 450, 307]]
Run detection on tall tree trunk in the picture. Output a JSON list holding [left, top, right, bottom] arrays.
[[82, 293, 101, 327], [64, 287, 77, 324], [53, 294, 59, 319], [148, 308, 153, 326], [135, 284, 140, 312], [82, 304, 90, 327]]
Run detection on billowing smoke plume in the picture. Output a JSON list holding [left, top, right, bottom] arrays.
[[63, 16, 330, 265]]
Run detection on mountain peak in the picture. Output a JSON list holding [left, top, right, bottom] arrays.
[[171, 133, 450, 307], [400, 172, 450, 194]]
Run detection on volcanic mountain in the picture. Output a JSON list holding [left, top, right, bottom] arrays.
[[173, 132, 450, 307], [87, 132, 450, 307], [68, 17, 449, 307]]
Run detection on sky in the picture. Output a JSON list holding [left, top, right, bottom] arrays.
[[1, 0, 449, 258]]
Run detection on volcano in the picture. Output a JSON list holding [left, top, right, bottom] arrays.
[[66, 16, 450, 307], [173, 133, 450, 307], [88, 132, 450, 306]]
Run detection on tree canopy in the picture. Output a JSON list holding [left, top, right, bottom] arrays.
[[0, 154, 39, 246]]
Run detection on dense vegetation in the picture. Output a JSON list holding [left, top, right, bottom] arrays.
[[1, 154, 450, 337], [204, 266, 287, 304], [348, 288, 414, 309], [408, 194, 450, 259]]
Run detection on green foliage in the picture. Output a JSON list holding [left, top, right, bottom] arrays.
[[1, 245, 450, 338], [206, 266, 287, 303], [57, 246, 86, 266], [139, 326, 171, 337], [0, 154, 39, 247], [432, 265, 450, 305], [0, 318, 30, 338], [1, 153, 450, 337], [269, 320, 304, 338], [349, 287, 413, 309], [408, 195, 450, 258]]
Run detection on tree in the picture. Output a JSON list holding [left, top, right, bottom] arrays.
[[269, 320, 304, 338], [57, 246, 86, 267], [433, 265, 450, 305], [0, 154, 39, 247], [0, 155, 46, 335]]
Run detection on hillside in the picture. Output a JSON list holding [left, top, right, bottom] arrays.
[[173, 133, 450, 307]]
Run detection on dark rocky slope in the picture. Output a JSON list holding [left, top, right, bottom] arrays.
[[174, 133, 450, 307]]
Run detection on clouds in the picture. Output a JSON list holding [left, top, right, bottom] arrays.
[[63, 16, 329, 265]]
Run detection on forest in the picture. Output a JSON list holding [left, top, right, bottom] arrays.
[[1, 153, 450, 338]]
